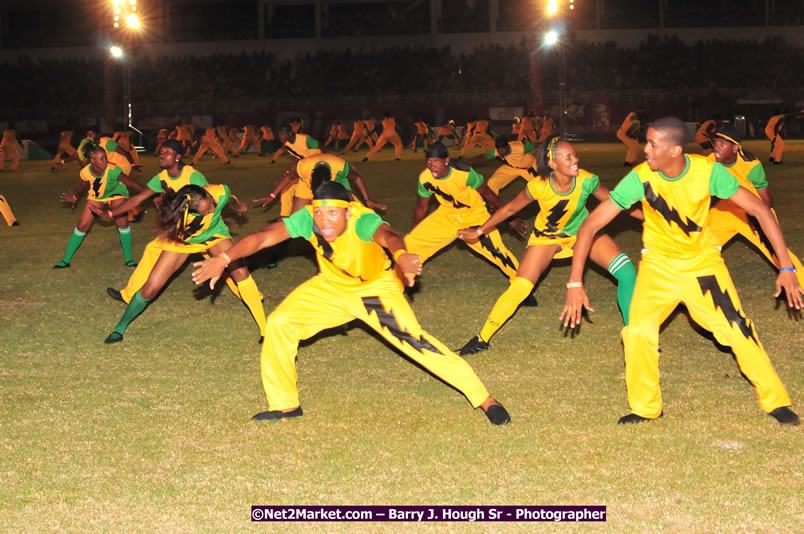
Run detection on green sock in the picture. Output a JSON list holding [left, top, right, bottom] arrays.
[[608, 253, 636, 326], [113, 290, 150, 336], [117, 226, 133, 263], [61, 228, 86, 264]]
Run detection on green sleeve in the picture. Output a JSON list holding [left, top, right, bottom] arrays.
[[189, 170, 209, 186], [746, 164, 768, 191], [485, 149, 496, 160], [334, 162, 352, 191], [108, 166, 123, 183], [709, 162, 740, 199], [282, 208, 314, 240], [146, 175, 162, 193], [306, 137, 320, 149], [466, 168, 484, 189], [103, 139, 119, 152], [354, 212, 387, 242], [417, 180, 433, 198], [523, 142, 537, 153], [582, 174, 600, 197], [609, 170, 644, 209], [218, 184, 231, 210]]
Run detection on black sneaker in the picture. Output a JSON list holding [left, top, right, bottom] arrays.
[[768, 406, 800, 425], [522, 293, 538, 307], [53, 261, 70, 269], [484, 404, 511, 425], [107, 287, 125, 303], [362, 157, 368, 162], [104, 332, 123, 344], [458, 335, 489, 356], [252, 407, 303, 422], [618, 411, 663, 424]]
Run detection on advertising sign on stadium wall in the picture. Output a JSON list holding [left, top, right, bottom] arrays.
[[489, 107, 524, 121]]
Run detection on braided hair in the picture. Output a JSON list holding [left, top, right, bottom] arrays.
[[535, 136, 562, 179], [156, 184, 213, 243]]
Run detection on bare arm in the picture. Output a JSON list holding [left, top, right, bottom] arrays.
[[560, 199, 624, 327], [253, 167, 299, 207], [118, 173, 146, 195], [411, 196, 431, 229], [347, 167, 386, 211], [757, 187, 772, 209], [192, 220, 291, 289], [457, 188, 532, 241], [104, 187, 157, 218], [593, 183, 643, 220], [730, 187, 802, 309]]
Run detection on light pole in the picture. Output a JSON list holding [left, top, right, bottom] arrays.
[[544, 1, 569, 137]]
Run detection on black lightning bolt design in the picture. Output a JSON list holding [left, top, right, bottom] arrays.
[[643, 182, 702, 236], [361, 297, 443, 355], [746, 215, 779, 262], [285, 145, 304, 159], [545, 199, 569, 233], [422, 182, 470, 209], [311, 225, 367, 281], [92, 177, 103, 197], [181, 213, 205, 242], [477, 234, 517, 272], [697, 275, 759, 345]]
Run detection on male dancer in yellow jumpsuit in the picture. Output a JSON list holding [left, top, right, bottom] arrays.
[[51, 130, 77, 169], [765, 112, 786, 164], [469, 135, 537, 195], [0, 127, 20, 171], [562, 117, 801, 425], [191, 181, 511, 425], [362, 112, 403, 161]]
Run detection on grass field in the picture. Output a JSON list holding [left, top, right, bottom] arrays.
[[1, 140, 802, 533]]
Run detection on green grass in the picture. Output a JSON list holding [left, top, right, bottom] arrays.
[[0, 141, 802, 533]]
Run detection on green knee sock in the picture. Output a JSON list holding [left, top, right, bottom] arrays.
[[61, 228, 87, 264], [608, 253, 636, 326], [117, 226, 133, 263], [113, 290, 150, 336]]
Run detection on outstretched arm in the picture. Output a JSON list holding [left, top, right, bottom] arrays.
[[98, 187, 157, 218], [560, 198, 623, 328], [346, 167, 386, 211], [192, 220, 291, 289], [457, 188, 532, 242], [593, 183, 643, 220], [730, 187, 802, 309]]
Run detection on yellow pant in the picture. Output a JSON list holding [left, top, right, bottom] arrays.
[[621, 250, 791, 418], [192, 138, 229, 164], [404, 207, 519, 279], [343, 132, 373, 153], [710, 202, 804, 287], [769, 135, 784, 163], [617, 131, 640, 164], [364, 131, 403, 160], [260, 269, 490, 410], [486, 165, 535, 195], [0, 194, 17, 225], [120, 237, 241, 303], [52, 142, 76, 163]]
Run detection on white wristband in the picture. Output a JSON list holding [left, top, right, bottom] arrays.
[[566, 282, 583, 289]]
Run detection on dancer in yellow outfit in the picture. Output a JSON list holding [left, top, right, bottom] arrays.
[[708, 126, 804, 286], [51, 130, 77, 170], [460, 117, 495, 156], [456, 137, 637, 355], [113, 130, 140, 165], [103, 183, 265, 344], [191, 127, 230, 165], [517, 112, 538, 143], [765, 112, 786, 164], [191, 181, 511, 425], [216, 125, 238, 154], [537, 113, 554, 142], [405, 143, 526, 283], [0, 127, 20, 171], [0, 194, 19, 226], [562, 117, 801, 425], [54, 142, 145, 269], [362, 112, 403, 161], [469, 135, 537, 195], [100, 140, 244, 304], [342, 119, 374, 153], [255, 152, 386, 215], [154, 128, 170, 156], [407, 119, 429, 152]]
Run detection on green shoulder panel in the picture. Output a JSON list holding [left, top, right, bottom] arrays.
[[709, 162, 740, 199], [609, 170, 643, 209], [746, 163, 768, 190], [466, 168, 484, 190], [354, 212, 387, 242], [283, 207, 314, 240]]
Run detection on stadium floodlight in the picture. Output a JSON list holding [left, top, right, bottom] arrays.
[[547, 0, 559, 16], [126, 13, 139, 29], [544, 30, 559, 47], [110, 45, 124, 59]]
